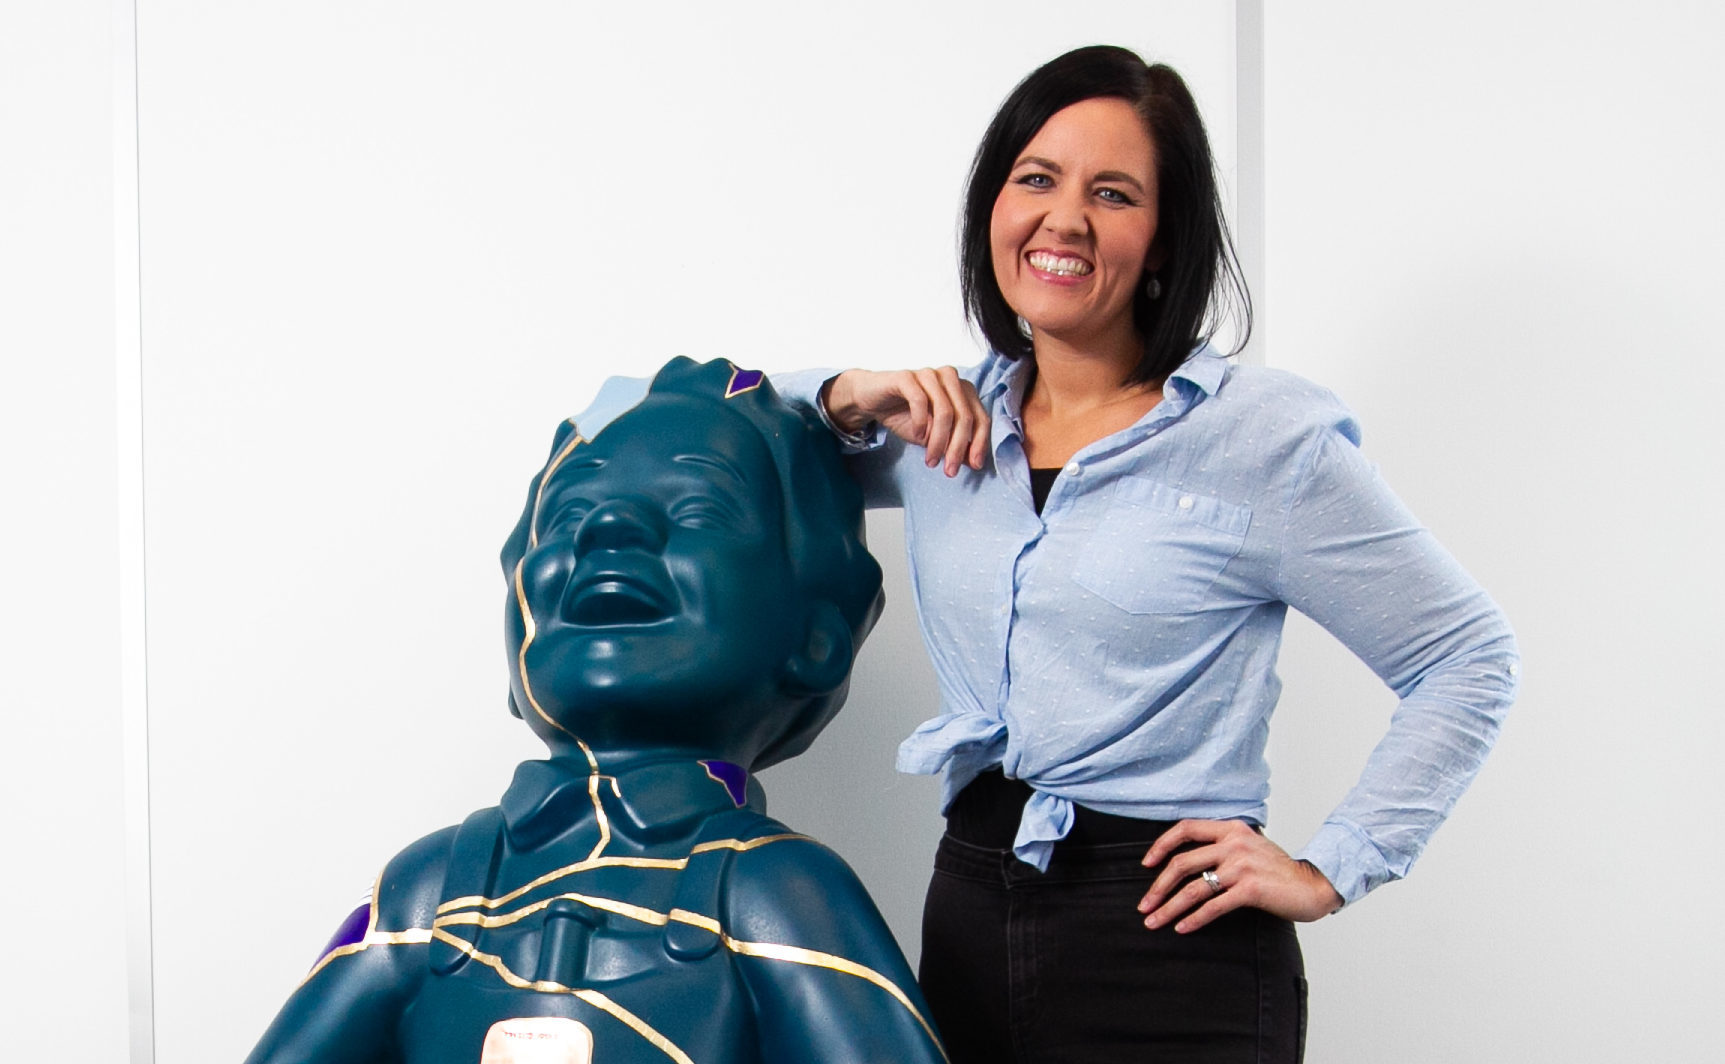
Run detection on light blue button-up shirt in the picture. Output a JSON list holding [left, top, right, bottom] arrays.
[[773, 348, 1518, 905]]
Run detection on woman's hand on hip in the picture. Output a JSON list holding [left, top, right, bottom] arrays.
[[822, 368, 990, 476], [1136, 819, 1343, 933]]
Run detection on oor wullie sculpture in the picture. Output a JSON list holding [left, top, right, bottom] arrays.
[[245, 358, 948, 1064]]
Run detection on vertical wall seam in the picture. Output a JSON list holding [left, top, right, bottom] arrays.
[[114, 0, 155, 1061], [1235, 0, 1267, 366]]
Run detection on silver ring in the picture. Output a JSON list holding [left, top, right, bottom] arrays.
[[1201, 870, 1224, 895]]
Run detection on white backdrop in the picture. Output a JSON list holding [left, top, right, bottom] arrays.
[[1262, 4, 1724, 1061], [5, 2, 1722, 1063]]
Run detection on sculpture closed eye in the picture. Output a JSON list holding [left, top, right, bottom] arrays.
[[243, 357, 946, 1064]]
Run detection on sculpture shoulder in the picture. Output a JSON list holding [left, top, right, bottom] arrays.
[[371, 822, 461, 933], [715, 823, 946, 1060], [720, 825, 896, 957]]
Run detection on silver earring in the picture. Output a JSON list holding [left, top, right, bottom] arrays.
[[1017, 315, 1034, 338], [1144, 274, 1162, 301]]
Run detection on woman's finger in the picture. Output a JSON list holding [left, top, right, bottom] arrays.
[[1139, 817, 1232, 874], [932, 366, 981, 476], [890, 370, 932, 445], [1141, 870, 1231, 930], [913, 368, 955, 467], [1138, 843, 1219, 912], [1169, 881, 1248, 934]]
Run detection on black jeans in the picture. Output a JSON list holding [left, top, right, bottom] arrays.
[[920, 773, 1306, 1063]]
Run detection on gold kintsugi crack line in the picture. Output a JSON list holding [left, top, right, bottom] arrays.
[[300, 927, 434, 987], [528, 421, 583, 552], [435, 834, 813, 916], [433, 887, 945, 1060], [511, 556, 614, 862], [436, 890, 670, 933], [718, 935, 947, 1059], [430, 928, 694, 1064], [514, 426, 618, 862]]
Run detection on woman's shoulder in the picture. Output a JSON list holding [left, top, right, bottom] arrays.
[[1207, 362, 1362, 446]]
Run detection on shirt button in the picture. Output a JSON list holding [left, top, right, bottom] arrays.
[[1064, 462, 1081, 477], [1178, 495, 1195, 510]]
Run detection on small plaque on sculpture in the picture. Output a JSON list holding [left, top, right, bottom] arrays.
[[479, 1018, 594, 1064]]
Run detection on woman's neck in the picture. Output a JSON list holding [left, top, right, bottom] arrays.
[[1021, 328, 1162, 467], [1024, 323, 1147, 415]]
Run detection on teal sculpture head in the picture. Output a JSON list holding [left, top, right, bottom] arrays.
[[499, 358, 883, 770]]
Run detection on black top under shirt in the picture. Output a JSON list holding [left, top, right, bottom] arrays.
[[1029, 467, 1059, 515]]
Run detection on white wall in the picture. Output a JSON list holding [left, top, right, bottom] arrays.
[[0, 1, 132, 1058], [11, 3, 1717, 1063], [1262, 3, 1724, 1061]]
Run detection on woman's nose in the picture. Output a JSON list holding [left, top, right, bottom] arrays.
[[572, 496, 668, 555], [1042, 188, 1089, 240]]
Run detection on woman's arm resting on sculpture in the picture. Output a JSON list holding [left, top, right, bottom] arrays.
[[1140, 417, 1519, 933], [820, 367, 991, 477]]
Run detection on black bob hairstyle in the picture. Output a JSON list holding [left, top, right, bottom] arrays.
[[960, 44, 1251, 386]]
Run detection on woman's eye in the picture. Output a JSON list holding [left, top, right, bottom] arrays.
[[1015, 172, 1053, 189], [1096, 187, 1133, 205]]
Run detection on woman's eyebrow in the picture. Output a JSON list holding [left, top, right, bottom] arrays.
[[1013, 155, 1061, 173], [1094, 170, 1147, 193]]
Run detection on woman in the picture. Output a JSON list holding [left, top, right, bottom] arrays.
[[778, 45, 1517, 1063]]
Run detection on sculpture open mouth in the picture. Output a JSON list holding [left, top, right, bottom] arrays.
[[563, 566, 676, 627]]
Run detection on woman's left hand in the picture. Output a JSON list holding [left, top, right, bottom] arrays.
[[1137, 819, 1343, 933]]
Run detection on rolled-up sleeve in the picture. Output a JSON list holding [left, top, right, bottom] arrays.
[[1273, 426, 1520, 904]]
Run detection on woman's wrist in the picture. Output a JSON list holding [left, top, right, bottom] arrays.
[[817, 372, 877, 444]]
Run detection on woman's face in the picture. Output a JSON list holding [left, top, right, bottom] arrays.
[[989, 96, 1160, 352]]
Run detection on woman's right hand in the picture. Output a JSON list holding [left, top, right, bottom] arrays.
[[822, 367, 991, 477]]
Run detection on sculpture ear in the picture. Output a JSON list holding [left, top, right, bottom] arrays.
[[780, 601, 854, 697]]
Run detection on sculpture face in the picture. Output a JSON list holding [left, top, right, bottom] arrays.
[[506, 395, 807, 760]]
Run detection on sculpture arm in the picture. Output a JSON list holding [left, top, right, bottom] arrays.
[[243, 826, 453, 1064], [725, 839, 948, 1064]]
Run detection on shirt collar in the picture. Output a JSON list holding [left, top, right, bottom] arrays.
[[501, 756, 762, 851], [981, 343, 1228, 421]]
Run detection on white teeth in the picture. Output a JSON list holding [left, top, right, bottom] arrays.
[[1027, 251, 1092, 276]]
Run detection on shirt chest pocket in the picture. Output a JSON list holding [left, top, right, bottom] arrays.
[[1072, 479, 1252, 615]]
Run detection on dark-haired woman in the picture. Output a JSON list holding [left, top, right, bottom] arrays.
[[779, 45, 1516, 1063]]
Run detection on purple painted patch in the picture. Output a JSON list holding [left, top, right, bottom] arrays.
[[314, 901, 372, 967], [699, 759, 749, 807], [724, 367, 765, 398]]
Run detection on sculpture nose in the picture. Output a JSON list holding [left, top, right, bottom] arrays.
[[572, 496, 668, 555]]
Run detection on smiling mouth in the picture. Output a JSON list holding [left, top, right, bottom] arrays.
[[563, 570, 675, 627], [1027, 250, 1093, 277]]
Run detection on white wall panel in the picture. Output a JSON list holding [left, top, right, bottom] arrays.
[[1264, 3, 1723, 1061], [0, 2, 131, 1059]]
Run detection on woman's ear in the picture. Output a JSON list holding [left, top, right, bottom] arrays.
[[780, 600, 855, 697]]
